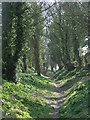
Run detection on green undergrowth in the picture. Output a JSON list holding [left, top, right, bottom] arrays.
[[60, 80, 89, 118], [54, 67, 90, 118], [2, 73, 56, 118], [55, 67, 90, 81], [53, 67, 65, 79]]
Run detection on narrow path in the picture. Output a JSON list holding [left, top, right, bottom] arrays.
[[51, 81, 65, 118], [46, 79, 65, 118]]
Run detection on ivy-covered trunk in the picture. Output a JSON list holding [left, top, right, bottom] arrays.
[[5, 60, 16, 82], [2, 3, 24, 82]]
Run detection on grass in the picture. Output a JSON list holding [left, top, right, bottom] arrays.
[[60, 80, 88, 118], [2, 67, 90, 118], [2, 72, 56, 118], [53, 67, 90, 118]]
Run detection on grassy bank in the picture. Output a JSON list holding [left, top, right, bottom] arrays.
[[2, 73, 56, 118], [2, 67, 90, 118], [54, 67, 90, 118]]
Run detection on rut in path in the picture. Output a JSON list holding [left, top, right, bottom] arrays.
[[46, 79, 66, 118]]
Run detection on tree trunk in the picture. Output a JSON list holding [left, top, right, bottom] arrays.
[[2, 3, 24, 82], [5, 59, 16, 82], [2, 3, 14, 81], [65, 31, 71, 65], [88, 2, 90, 50], [22, 54, 27, 72], [57, 59, 63, 70], [33, 34, 41, 76], [71, 17, 82, 67], [73, 35, 82, 67]]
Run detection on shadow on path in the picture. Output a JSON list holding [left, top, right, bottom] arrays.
[[51, 86, 65, 118], [45, 83, 66, 118]]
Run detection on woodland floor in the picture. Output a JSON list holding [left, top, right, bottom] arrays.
[[2, 67, 90, 118], [46, 67, 90, 118]]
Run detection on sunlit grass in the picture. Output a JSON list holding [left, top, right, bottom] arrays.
[[60, 81, 88, 118], [2, 73, 55, 118], [56, 68, 89, 118]]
